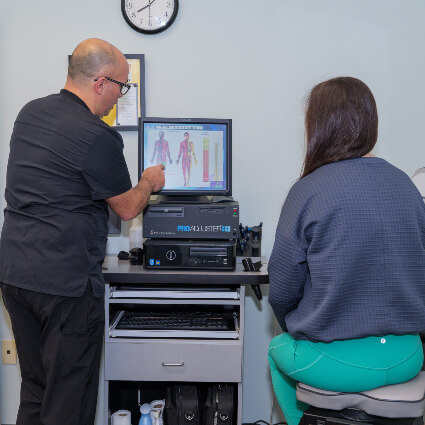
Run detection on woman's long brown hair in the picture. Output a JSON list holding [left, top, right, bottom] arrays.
[[301, 77, 378, 179]]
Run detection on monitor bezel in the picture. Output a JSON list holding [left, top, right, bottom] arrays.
[[139, 117, 232, 196]]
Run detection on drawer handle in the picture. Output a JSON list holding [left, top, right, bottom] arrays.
[[162, 362, 185, 367]]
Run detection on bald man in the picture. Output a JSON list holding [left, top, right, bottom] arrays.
[[0, 39, 164, 425]]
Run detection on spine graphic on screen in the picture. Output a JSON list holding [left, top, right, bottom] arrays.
[[203, 137, 209, 182], [151, 131, 173, 166], [176, 132, 197, 186], [214, 142, 219, 181]]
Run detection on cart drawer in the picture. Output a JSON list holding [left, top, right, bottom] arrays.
[[105, 340, 242, 382]]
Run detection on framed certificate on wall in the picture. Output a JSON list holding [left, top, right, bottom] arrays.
[[102, 54, 145, 131]]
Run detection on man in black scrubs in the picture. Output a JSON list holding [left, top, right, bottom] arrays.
[[0, 39, 165, 425]]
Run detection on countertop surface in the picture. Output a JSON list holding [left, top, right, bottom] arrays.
[[102, 255, 269, 285]]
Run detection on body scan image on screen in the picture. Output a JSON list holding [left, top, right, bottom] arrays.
[[142, 119, 229, 194]]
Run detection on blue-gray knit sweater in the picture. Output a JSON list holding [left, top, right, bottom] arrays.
[[268, 157, 425, 342]]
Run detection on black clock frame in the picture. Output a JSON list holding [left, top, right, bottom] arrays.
[[121, 0, 179, 35]]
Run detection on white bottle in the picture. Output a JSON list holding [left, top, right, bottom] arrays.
[[150, 400, 165, 425], [129, 214, 143, 250], [151, 410, 160, 425]]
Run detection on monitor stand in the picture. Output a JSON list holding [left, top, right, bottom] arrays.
[[156, 195, 234, 204]]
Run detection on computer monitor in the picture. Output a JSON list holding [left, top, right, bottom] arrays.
[[139, 117, 232, 196]]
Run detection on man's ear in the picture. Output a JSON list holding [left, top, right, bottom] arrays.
[[94, 78, 106, 95]]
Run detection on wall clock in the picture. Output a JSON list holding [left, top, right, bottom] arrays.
[[122, 0, 179, 34]]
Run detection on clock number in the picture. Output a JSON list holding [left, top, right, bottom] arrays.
[[131, 12, 136, 18], [128, 2, 133, 8], [167, 1, 171, 7], [165, 11, 168, 17]]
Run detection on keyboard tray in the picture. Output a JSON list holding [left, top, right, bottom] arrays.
[[109, 310, 239, 339], [110, 286, 240, 300]]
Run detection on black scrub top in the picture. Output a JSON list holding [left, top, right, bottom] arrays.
[[0, 90, 132, 297]]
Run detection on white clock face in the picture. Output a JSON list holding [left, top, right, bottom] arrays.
[[124, 0, 177, 33]]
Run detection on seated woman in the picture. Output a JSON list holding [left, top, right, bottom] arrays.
[[268, 77, 425, 425]]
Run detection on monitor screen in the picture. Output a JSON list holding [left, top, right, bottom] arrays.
[[140, 117, 232, 196]]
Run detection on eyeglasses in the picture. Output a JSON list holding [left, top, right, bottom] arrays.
[[94, 76, 131, 95]]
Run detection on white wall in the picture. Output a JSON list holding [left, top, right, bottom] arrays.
[[1, 1, 425, 424]]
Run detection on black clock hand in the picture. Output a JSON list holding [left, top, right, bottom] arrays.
[[137, 0, 157, 13], [137, 3, 149, 13], [148, 0, 152, 26]]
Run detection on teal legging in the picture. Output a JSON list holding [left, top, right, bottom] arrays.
[[268, 333, 423, 425]]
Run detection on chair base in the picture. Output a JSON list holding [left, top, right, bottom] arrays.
[[299, 406, 424, 425]]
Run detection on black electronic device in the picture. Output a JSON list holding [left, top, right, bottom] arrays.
[[143, 197, 239, 240], [242, 258, 263, 300], [140, 117, 232, 196], [117, 248, 144, 265], [144, 239, 236, 270], [237, 222, 262, 257]]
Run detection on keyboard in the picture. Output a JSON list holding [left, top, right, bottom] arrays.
[[116, 311, 235, 331]]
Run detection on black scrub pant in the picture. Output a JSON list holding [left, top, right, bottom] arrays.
[[0, 282, 104, 425]]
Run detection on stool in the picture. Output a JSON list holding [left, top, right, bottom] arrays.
[[297, 371, 425, 425]]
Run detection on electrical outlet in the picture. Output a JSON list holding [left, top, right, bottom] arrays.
[[2, 339, 17, 364]]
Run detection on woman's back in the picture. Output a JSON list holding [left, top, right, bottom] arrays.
[[268, 156, 425, 342]]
